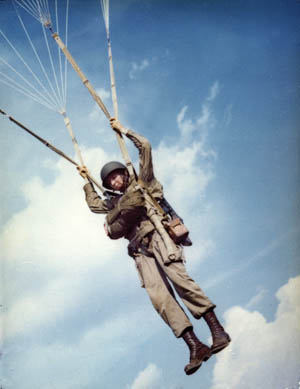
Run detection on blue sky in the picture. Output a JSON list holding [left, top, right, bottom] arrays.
[[1, 1, 300, 388]]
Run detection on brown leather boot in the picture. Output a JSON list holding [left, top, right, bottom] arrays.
[[203, 310, 231, 354], [182, 329, 212, 375]]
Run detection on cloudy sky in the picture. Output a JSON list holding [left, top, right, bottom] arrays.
[[1, 0, 299, 388]]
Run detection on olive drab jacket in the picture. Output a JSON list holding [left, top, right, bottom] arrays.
[[83, 129, 164, 246]]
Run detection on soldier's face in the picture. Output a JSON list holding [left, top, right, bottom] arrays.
[[107, 171, 126, 191]]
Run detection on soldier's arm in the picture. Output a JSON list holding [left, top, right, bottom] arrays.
[[110, 118, 154, 183], [77, 165, 110, 213], [83, 182, 110, 214]]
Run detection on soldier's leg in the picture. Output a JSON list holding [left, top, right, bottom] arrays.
[[134, 251, 212, 375], [151, 232, 215, 319], [133, 252, 192, 338], [151, 232, 230, 353]]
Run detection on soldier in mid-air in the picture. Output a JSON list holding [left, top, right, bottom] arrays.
[[78, 118, 230, 375]]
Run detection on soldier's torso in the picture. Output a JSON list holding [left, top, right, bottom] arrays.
[[106, 176, 164, 243]]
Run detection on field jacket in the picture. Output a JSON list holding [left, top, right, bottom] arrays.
[[83, 129, 164, 246]]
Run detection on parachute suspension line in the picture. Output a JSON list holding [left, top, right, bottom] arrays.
[[11, 5, 64, 110], [100, 0, 109, 32], [10, 0, 86, 168], [0, 71, 58, 112], [0, 29, 59, 110], [55, 0, 67, 108], [55, 0, 63, 104], [41, 23, 65, 110], [63, 0, 69, 105], [13, 0, 51, 26], [0, 56, 59, 111], [13, 0, 134, 175]]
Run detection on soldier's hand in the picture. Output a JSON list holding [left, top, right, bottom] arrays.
[[77, 165, 89, 179], [110, 117, 127, 135]]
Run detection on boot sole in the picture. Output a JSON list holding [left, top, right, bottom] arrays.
[[184, 351, 212, 375]]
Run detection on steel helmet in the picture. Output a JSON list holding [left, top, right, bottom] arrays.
[[100, 161, 127, 189]]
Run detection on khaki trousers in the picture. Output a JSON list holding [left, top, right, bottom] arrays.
[[133, 231, 215, 338]]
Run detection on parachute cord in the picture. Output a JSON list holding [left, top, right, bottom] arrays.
[[13, 0, 51, 25], [0, 29, 59, 109], [41, 22, 65, 110], [63, 0, 69, 105], [55, 0, 65, 108], [0, 72, 58, 112], [10, 5, 62, 109], [13, 0, 40, 21]]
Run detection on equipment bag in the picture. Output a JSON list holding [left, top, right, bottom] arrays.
[[166, 218, 189, 244]]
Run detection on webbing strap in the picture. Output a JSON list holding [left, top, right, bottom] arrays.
[[137, 178, 166, 217]]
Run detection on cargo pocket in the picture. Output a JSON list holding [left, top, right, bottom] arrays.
[[134, 255, 145, 288]]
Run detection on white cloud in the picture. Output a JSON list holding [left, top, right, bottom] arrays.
[[206, 81, 220, 101], [129, 363, 163, 389], [154, 141, 214, 212], [129, 59, 150, 79], [1, 146, 128, 338], [211, 275, 300, 389], [176, 82, 219, 151]]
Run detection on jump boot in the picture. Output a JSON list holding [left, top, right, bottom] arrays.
[[203, 309, 231, 354], [182, 329, 212, 375]]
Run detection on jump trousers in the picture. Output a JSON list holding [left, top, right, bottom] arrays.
[[133, 231, 215, 338]]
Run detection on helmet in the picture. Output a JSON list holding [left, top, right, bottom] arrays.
[[100, 161, 127, 189]]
